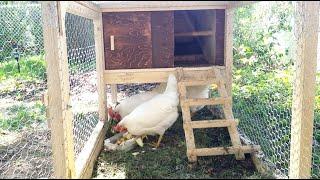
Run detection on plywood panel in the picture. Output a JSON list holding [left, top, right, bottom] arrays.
[[103, 12, 152, 69], [151, 11, 174, 68]]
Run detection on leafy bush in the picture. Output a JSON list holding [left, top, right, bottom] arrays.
[[232, 1, 320, 177]]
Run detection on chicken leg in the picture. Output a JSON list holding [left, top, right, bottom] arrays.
[[149, 134, 163, 148]]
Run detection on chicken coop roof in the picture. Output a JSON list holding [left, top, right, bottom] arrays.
[[91, 1, 257, 12]]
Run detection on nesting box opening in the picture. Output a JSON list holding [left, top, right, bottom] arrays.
[[103, 9, 225, 70]]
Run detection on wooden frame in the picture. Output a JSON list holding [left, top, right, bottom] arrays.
[[289, 1, 319, 179], [104, 66, 226, 84], [42, 2, 73, 178], [42, 1, 107, 178], [43, 1, 320, 179], [224, 8, 233, 96], [227, 1, 258, 9], [65, 1, 107, 178], [97, 1, 229, 12]]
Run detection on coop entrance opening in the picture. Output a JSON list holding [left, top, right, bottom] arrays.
[[174, 9, 225, 67]]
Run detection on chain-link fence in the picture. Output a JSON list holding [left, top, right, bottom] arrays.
[[65, 12, 100, 161], [0, 2, 52, 179]]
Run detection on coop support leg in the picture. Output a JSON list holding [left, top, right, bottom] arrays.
[[111, 84, 117, 105]]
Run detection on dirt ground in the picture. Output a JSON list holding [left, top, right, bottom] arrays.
[[0, 127, 53, 178]]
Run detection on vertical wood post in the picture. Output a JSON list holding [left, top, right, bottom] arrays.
[[94, 14, 107, 121], [41, 1, 75, 178], [111, 84, 117, 105], [289, 1, 319, 179], [224, 8, 234, 97]]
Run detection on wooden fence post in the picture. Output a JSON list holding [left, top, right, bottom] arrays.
[[224, 8, 233, 97], [289, 1, 319, 179], [41, 1, 75, 178]]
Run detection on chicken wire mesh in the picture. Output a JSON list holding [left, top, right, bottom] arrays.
[[233, 2, 320, 178], [65, 12, 100, 159], [0, 2, 53, 179], [312, 74, 320, 179], [311, 22, 320, 178], [232, 59, 293, 178], [232, 2, 295, 178]]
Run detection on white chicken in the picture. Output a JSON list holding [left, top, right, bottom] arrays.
[[108, 83, 209, 121], [186, 85, 210, 116], [117, 74, 179, 148], [108, 83, 167, 121]]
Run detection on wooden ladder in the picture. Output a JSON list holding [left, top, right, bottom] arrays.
[[178, 68, 259, 162]]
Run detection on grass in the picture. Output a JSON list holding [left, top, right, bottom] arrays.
[[0, 55, 47, 102], [93, 108, 274, 179], [0, 55, 46, 82], [0, 101, 46, 131]]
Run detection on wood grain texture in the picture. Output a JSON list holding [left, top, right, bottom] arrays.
[[151, 11, 174, 68], [224, 8, 233, 96], [94, 14, 107, 122], [103, 66, 225, 84], [289, 1, 320, 179], [41, 2, 69, 178], [97, 1, 228, 12], [103, 12, 152, 69]]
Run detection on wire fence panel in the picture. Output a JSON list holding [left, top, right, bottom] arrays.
[[232, 2, 295, 178], [312, 76, 320, 178], [65, 12, 100, 159], [0, 2, 53, 179]]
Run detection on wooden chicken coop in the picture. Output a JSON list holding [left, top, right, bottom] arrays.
[[41, 1, 320, 179]]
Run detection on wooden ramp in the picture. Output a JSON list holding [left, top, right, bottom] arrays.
[[177, 68, 260, 162]]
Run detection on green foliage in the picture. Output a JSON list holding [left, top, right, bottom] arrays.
[[0, 101, 46, 131], [232, 1, 320, 177], [233, 2, 294, 72], [0, 55, 46, 82]]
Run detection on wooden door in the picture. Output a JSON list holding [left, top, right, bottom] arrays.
[[151, 11, 174, 68], [103, 12, 152, 69]]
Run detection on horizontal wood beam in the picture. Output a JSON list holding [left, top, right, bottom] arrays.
[[104, 66, 225, 84], [75, 1, 101, 13], [174, 54, 205, 62], [192, 145, 261, 157], [179, 79, 220, 86], [175, 31, 213, 37], [187, 119, 239, 128], [227, 1, 258, 9], [181, 97, 231, 106], [97, 1, 228, 12], [64, 1, 99, 20]]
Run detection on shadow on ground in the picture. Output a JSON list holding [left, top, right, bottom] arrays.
[[93, 107, 273, 179]]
